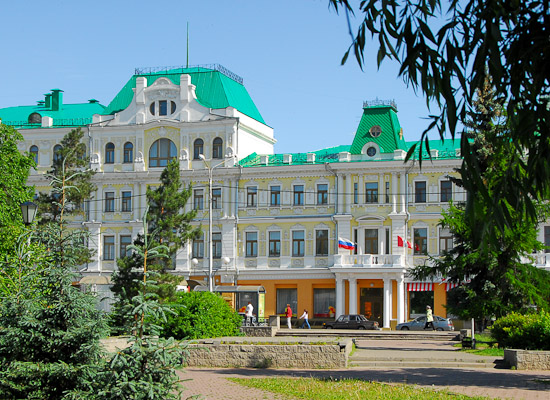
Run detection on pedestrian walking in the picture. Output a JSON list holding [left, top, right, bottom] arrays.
[[299, 309, 311, 329], [424, 305, 435, 330], [245, 301, 254, 325], [285, 304, 293, 329]]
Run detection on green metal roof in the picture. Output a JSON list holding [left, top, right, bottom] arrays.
[[406, 138, 462, 160], [239, 145, 351, 167], [0, 102, 106, 129], [349, 103, 407, 154], [103, 66, 266, 125]]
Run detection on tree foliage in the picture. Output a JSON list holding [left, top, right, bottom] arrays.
[[411, 77, 550, 320], [0, 123, 34, 255], [330, 0, 550, 246]]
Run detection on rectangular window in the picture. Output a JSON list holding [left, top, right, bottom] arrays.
[[441, 180, 452, 202], [247, 186, 257, 207], [385, 181, 390, 203], [353, 183, 358, 204], [276, 288, 297, 315], [194, 189, 204, 210], [439, 228, 453, 254], [159, 100, 167, 116], [212, 232, 222, 259], [212, 188, 221, 210], [385, 228, 390, 254], [192, 234, 204, 259], [120, 235, 132, 258], [270, 186, 281, 206], [365, 182, 378, 203], [415, 181, 427, 203], [544, 226, 550, 253], [121, 191, 132, 212], [353, 229, 358, 255], [364, 229, 379, 254], [313, 288, 336, 317], [317, 184, 328, 205], [246, 232, 258, 257], [293, 185, 304, 206], [414, 228, 428, 255], [104, 192, 115, 212], [292, 230, 305, 257], [103, 236, 115, 260], [315, 229, 329, 256], [269, 231, 281, 257]]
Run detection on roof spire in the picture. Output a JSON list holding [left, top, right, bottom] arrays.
[[186, 22, 189, 68]]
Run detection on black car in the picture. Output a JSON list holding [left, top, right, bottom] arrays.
[[323, 314, 380, 330]]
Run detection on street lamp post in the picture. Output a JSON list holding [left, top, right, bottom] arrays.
[[199, 154, 230, 292]]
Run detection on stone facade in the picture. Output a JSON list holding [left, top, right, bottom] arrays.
[[185, 338, 352, 368], [504, 349, 550, 370]]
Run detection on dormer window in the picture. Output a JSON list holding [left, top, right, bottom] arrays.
[[149, 100, 176, 116], [369, 125, 382, 138], [28, 112, 41, 124]]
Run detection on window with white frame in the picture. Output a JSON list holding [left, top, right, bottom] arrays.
[[123, 142, 133, 163], [212, 188, 221, 209], [30, 145, 39, 164], [415, 181, 427, 203], [385, 181, 390, 203], [103, 236, 115, 260], [440, 180, 452, 202], [120, 235, 132, 258], [364, 229, 379, 254], [353, 182, 358, 204], [270, 186, 281, 206], [245, 232, 258, 257], [194, 189, 204, 210], [192, 233, 204, 259], [365, 182, 378, 203], [269, 231, 281, 257], [121, 191, 132, 212], [212, 137, 223, 159], [439, 228, 453, 254], [104, 192, 115, 212], [544, 226, 550, 253], [149, 138, 177, 167], [414, 228, 428, 255], [193, 139, 203, 160], [317, 184, 328, 205], [105, 142, 115, 164], [212, 232, 222, 259], [292, 230, 305, 257], [315, 229, 329, 256], [247, 187, 257, 207], [294, 185, 304, 206]]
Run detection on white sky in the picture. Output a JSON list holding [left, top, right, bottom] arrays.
[[0, 0, 445, 154]]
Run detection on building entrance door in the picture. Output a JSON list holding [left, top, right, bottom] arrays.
[[360, 288, 383, 325]]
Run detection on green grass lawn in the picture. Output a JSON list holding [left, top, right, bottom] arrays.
[[229, 377, 491, 400], [454, 333, 504, 357]]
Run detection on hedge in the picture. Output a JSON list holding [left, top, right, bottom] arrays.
[[491, 310, 550, 350]]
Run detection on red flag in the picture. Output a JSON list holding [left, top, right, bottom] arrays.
[[406, 240, 413, 249], [415, 243, 420, 252], [397, 236, 404, 247]]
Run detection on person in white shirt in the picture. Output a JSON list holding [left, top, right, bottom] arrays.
[[299, 309, 311, 329], [245, 302, 254, 324]]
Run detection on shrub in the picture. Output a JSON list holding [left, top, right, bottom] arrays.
[[491, 310, 550, 350], [160, 291, 242, 339]]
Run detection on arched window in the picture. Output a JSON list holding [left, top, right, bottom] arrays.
[[212, 137, 223, 159], [30, 145, 39, 164], [123, 142, 133, 163], [149, 138, 177, 167], [28, 112, 41, 124], [53, 144, 62, 163], [105, 142, 115, 164], [193, 139, 204, 160]]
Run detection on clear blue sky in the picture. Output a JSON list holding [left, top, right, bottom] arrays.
[[0, 0, 443, 154]]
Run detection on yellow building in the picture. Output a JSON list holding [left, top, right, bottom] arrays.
[[2, 65, 549, 328]]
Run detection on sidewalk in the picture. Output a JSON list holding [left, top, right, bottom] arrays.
[[178, 338, 550, 399]]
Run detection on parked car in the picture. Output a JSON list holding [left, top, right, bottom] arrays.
[[396, 316, 454, 331], [323, 314, 380, 330]]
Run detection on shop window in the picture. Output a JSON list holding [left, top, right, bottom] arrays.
[[313, 288, 336, 317], [409, 291, 434, 317], [276, 288, 297, 315]]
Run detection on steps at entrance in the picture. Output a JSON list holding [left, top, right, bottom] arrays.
[[275, 329, 458, 341], [349, 355, 499, 369]]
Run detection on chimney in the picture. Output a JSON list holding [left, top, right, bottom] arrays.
[[51, 89, 64, 111], [44, 93, 52, 109]]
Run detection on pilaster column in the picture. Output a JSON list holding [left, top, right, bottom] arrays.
[[357, 228, 365, 255], [335, 276, 345, 318], [383, 276, 391, 328], [397, 274, 405, 323], [223, 182, 230, 217], [400, 173, 406, 213], [391, 173, 397, 213], [345, 173, 352, 213], [348, 277, 357, 314], [337, 174, 344, 214]]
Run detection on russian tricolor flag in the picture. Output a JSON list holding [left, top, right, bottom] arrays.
[[338, 237, 356, 250]]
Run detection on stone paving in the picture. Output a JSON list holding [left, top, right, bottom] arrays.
[[178, 339, 550, 400]]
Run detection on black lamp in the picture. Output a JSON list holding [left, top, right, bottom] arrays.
[[21, 201, 38, 225]]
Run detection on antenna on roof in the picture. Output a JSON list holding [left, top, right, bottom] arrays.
[[186, 22, 189, 68]]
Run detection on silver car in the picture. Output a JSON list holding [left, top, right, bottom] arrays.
[[396, 315, 454, 331]]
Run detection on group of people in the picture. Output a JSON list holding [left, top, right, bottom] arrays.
[[285, 304, 311, 329]]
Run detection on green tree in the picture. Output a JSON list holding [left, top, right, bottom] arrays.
[[329, 0, 550, 247], [0, 123, 34, 256], [411, 78, 550, 321], [0, 158, 106, 399]]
